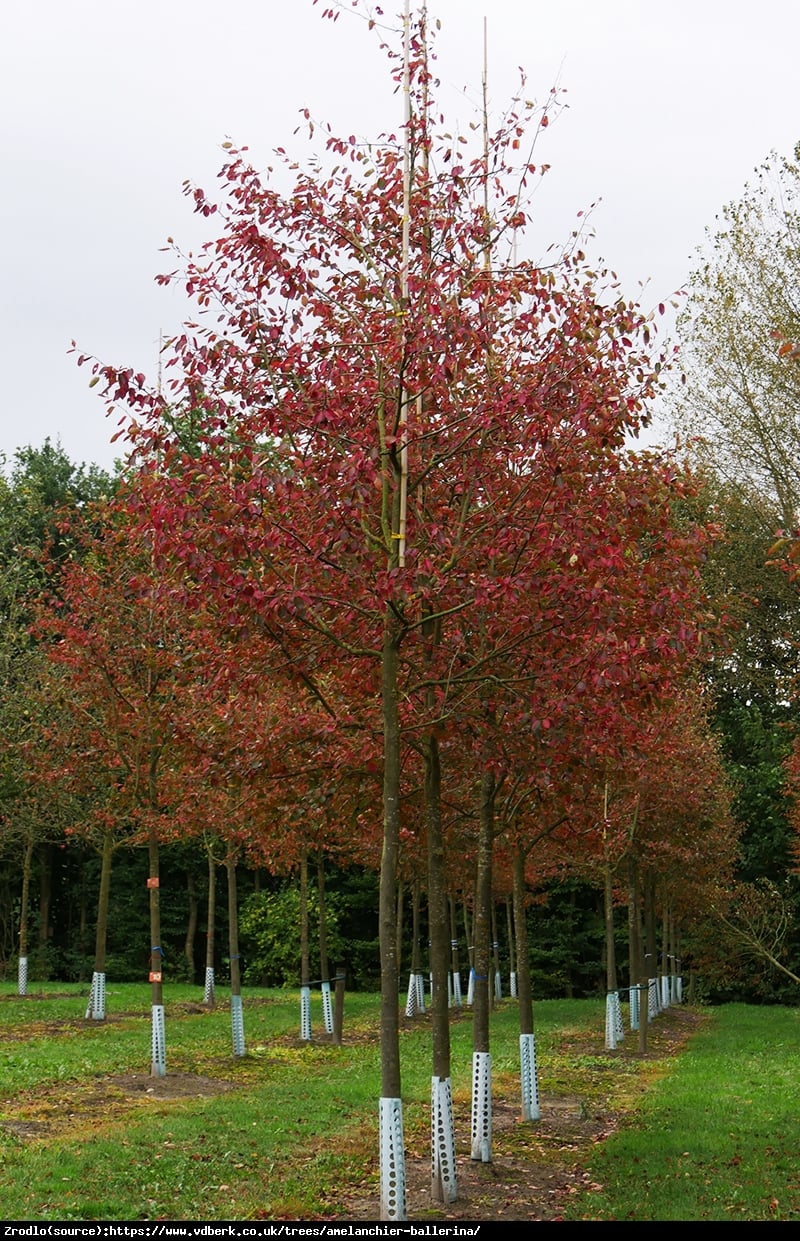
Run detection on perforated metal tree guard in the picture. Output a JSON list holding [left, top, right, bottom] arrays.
[[18, 956, 28, 997], [379, 1096, 406, 1222], [204, 966, 215, 1006], [648, 978, 659, 1019], [676, 975, 683, 1003], [630, 985, 640, 1030], [605, 991, 619, 1049], [615, 994, 624, 1043], [86, 971, 106, 1020], [451, 971, 462, 1008], [660, 975, 670, 1009], [518, 1032, 540, 1121], [494, 970, 502, 1002], [321, 981, 334, 1034], [404, 972, 426, 1017], [151, 1004, 166, 1076], [231, 993, 246, 1056], [510, 970, 518, 1000], [470, 1051, 492, 1162], [300, 985, 311, 1041], [431, 1075, 457, 1202], [467, 968, 475, 1006]]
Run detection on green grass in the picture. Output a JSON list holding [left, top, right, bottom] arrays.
[[562, 1003, 800, 1222], [0, 983, 588, 1220], [1, 984, 797, 1221]]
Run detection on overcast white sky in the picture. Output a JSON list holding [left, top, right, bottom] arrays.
[[2, 0, 799, 473]]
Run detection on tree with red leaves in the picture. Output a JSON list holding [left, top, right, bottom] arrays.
[[79, 5, 719, 1218], [36, 502, 211, 1070]]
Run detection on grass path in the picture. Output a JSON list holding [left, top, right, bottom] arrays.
[[561, 1002, 800, 1222]]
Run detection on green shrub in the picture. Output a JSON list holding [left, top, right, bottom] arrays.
[[238, 884, 345, 987]]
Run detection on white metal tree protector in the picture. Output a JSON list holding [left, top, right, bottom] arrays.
[[300, 985, 312, 1041], [151, 1004, 166, 1076], [204, 966, 215, 1006], [231, 993, 246, 1056], [470, 1051, 492, 1162], [630, 985, 640, 1031], [431, 1075, 458, 1202], [379, 1096, 407, 1221], [405, 972, 426, 1016], [18, 956, 27, 997], [451, 970, 462, 1008], [615, 994, 624, 1043], [509, 970, 518, 1000], [648, 978, 659, 1020], [661, 975, 670, 1008], [519, 1033, 541, 1121], [605, 992, 619, 1050], [676, 975, 683, 1003], [321, 980, 334, 1034], [85, 971, 106, 1020], [467, 968, 475, 1006]]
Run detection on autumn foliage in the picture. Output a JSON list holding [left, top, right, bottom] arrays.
[[53, 3, 742, 1215]]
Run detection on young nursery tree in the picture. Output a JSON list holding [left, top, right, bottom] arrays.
[[80, 3, 706, 1217]]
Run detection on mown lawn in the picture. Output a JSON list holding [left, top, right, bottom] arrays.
[[0, 983, 796, 1221]]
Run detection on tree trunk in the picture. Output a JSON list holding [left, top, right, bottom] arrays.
[[147, 822, 166, 1076], [205, 840, 217, 1008], [38, 843, 53, 970], [490, 900, 502, 1005], [448, 895, 462, 1007], [185, 869, 198, 984], [86, 827, 114, 1020], [227, 850, 245, 1056], [513, 849, 532, 1035], [318, 854, 334, 1036], [603, 858, 623, 1050], [463, 895, 473, 967], [471, 768, 495, 1161], [513, 845, 540, 1121], [644, 870, 658, 1005], [660, 893, 670, 1007], [505, 898, 516, 996], [407, 877, 423, 1016], [395, 881, 404, 979], [425, 727, 457, 1202], [300, 847, 312, 1041], [604, 862, 618, 993], [300, 848, 310, 987], [18, 835, 34, 995], [318, 855, 330, 985], [379, 609, 405, 1219], [627, 854, 647, 1053]]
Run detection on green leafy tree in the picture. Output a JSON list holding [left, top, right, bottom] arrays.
[[667, 146, 800, 530], [0, 442, 116, 985]]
